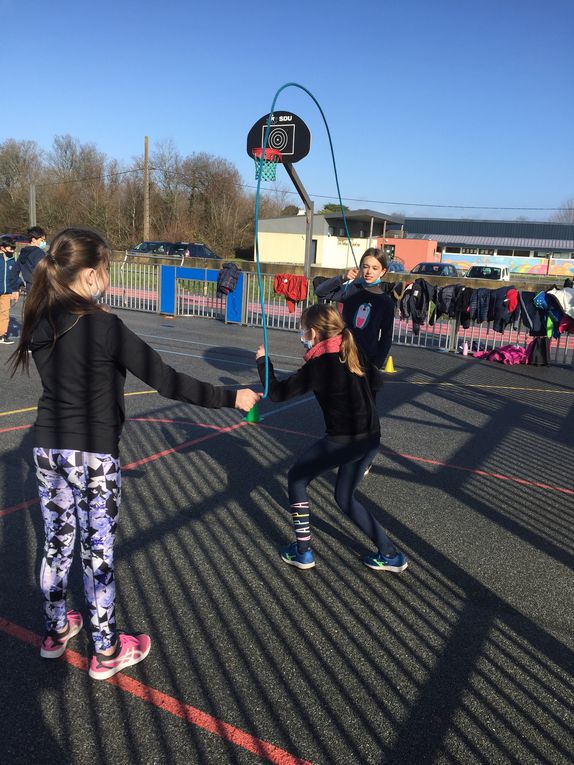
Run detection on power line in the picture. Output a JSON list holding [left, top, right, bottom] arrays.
[[239, 184, 569, 212]]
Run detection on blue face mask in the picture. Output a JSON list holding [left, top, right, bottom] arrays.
[[39, 241, 48, 249], [300, 332, 313, 350], [358, 276, 382, 286]]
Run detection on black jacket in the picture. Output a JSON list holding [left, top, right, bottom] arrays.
[[31, 310, 237, 455], [18, 245, 45, 289], [257, 350, 383, 440], [314, 276, 394, 367], [401, 278, 435, 335]]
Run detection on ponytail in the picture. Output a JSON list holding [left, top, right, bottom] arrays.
[[10, 228, 111, 375], [301, 303, 365, 377], [340, 327, 365, 377]]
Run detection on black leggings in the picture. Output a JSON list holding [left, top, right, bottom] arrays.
[[287, 435, 395, 555]]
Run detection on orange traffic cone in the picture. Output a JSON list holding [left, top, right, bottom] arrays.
[[383, 355, 396, 374]]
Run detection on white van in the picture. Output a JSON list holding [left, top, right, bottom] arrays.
[[465, 265, 510, 281]]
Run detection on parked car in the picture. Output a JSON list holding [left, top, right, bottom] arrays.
[[0, 233, 31, 244], [465, 265, 510, 281], [126, 241, 221, 260], [126, 241, 175, 256], [170, 242, 221, 260], [410, 262, 459, 277]]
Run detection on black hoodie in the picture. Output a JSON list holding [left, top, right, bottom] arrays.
[[18, 245, 45, 289]]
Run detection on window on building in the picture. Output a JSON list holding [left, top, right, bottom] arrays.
[[478, 248, 495, 255], [461, 248, 478, 254]]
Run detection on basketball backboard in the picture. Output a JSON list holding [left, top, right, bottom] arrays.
[[246, 111, 311, 164]]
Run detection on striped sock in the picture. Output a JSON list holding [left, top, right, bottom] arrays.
[[290, 502, 311, 553]]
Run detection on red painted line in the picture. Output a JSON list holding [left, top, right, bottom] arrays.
[[259, 423, 574, 497], [0, 421, 247, 517], [0, 497, 39, 518], [123, 421, 246, 470], [127, 417, 222, 431], [377, 449, 574, 496], [0, 616, 312, 765], [0, 424, 32, 434]]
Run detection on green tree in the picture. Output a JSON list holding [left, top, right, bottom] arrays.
[[318, 202, 349, 214]]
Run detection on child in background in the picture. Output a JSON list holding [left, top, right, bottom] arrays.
[[255, 303, 407, 573], [314, 248, 395, 370], [315, 248, 395, 476], [11, 228, 260, 680], [18, 225, 48, 293], [0, 236, 21, 344]]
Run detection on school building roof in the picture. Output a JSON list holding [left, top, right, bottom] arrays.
[[407, 233, 574, 251]]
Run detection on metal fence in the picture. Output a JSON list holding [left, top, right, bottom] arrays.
[[244, 272, 316, 330], [105, 259, 159, 312], [104, 261, 574, 365], [176, 276, 226, 320]]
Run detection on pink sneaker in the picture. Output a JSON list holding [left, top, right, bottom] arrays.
[[40, 610, 84, 658], [88, 632, 151, 680]]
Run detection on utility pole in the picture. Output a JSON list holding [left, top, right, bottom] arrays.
[[29, 183, 37, 226], [143, 136, 150, 240]]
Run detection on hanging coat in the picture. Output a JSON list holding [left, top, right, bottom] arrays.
[[273, 274, 308, 313]]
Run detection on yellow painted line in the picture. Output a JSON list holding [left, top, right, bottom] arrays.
[[0, 406, 37, 417], [386, 381, 574, 394], [0, 390, 157, 418]]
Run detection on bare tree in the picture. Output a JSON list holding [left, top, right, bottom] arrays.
[[551, 199, 574, 224], [0, 139, 42, 230]]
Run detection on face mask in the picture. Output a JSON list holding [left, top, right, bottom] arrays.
[[91, 274, 103, 302], [39, 241, 48, 249], [300, 332, 313, 350], [360, 275, 382, 286]]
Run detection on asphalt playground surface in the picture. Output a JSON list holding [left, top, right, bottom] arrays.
[[1, 308, 573, 765]]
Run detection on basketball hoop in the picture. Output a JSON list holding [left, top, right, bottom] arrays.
[[252, 147, 282, 181]]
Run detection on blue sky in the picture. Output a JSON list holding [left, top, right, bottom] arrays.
[[2, 0, 573, 220]]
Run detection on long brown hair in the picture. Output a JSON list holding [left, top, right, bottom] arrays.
[[10, 228, 111, 374], [301, 303, 365, 376]]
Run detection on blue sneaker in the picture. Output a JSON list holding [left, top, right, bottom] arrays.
[[363, 550, 408, 572], [280, 542, 316, 570]]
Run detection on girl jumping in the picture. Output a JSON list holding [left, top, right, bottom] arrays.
[[10, 228, 260, 680], [255, 303, 407, 573]]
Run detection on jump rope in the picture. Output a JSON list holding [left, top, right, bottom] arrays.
[[253, 82, 359, 399]]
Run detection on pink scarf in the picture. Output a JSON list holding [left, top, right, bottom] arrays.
[[304, 334, 342, 362]]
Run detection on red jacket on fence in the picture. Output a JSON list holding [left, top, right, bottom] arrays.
[[273, 274, 308, 313]]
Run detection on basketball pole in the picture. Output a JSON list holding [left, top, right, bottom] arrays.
[[283, 163, 314, 279]]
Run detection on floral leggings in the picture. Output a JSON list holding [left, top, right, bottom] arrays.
[[34, 448, 121, 652]]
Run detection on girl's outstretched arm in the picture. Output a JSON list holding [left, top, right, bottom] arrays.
[[255, 347, 312, 403], [110, 315, 258, 410]]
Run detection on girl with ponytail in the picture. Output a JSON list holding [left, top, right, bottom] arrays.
[[11, 228, 260, 680], [255, 303, 407, 573]]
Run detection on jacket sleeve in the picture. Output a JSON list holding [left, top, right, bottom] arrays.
[[256, 356, 313, 402], [313, 275, 345, 300], [107, 316, 237, 408], [9, 261, 22, 291]]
